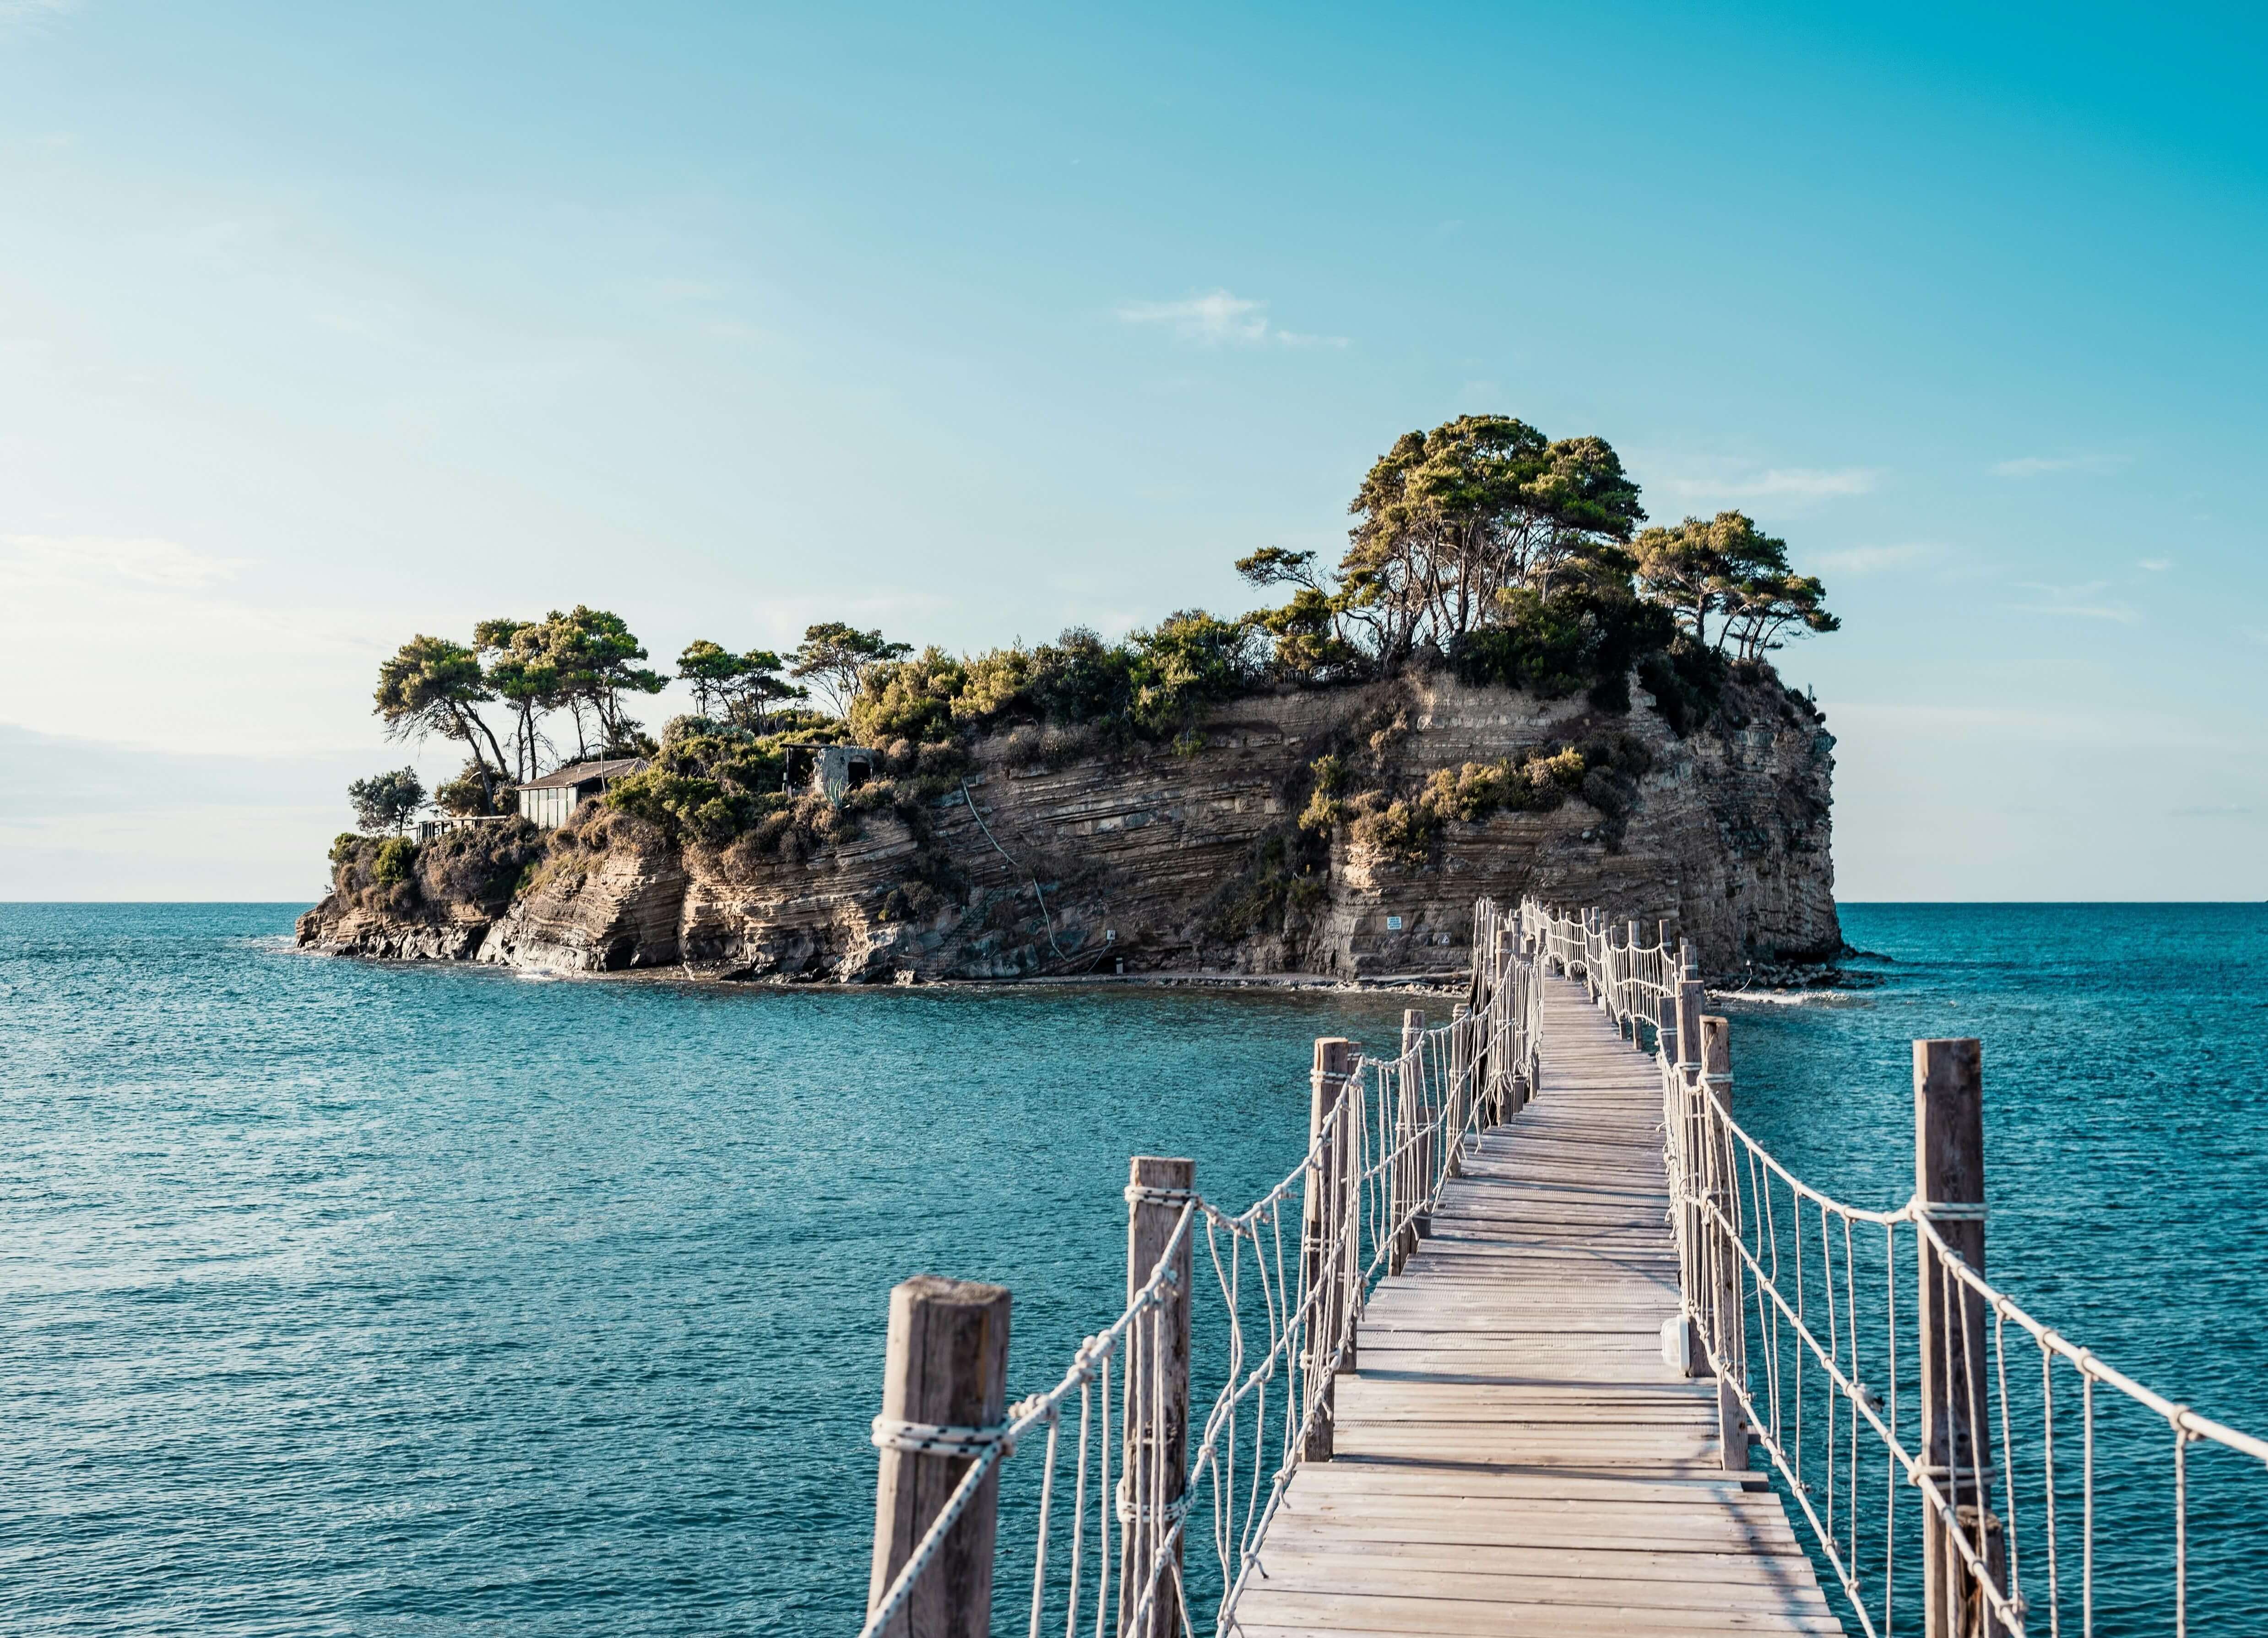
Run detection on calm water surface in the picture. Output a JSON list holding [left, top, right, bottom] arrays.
[[1, 903, 2262, 1634]]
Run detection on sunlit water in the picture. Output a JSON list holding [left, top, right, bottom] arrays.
[[0, 903, 2261, 1634]]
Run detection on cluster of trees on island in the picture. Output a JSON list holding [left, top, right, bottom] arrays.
[[350, 413, 1837, 841]]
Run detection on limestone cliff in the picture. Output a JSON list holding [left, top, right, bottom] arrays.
[[298, 670, 1838, 982]]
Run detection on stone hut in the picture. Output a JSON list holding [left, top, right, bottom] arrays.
[[781, 744, 879, 805]]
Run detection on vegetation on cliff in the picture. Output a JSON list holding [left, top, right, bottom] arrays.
[[348, 412, 1836, 858], [325, 820, 547, 922]]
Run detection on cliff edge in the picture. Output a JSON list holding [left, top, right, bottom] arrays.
[[298, 668, 1837, 982]]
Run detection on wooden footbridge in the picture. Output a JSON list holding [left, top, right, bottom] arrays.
[[855, 900, 2268, 1638], [1230, 976, 1835, 1636]]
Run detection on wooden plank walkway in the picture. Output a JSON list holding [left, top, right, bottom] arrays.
[[1229, 977, 1841, 1637]]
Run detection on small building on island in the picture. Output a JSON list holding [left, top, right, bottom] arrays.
[[517, 756, 649, 830], [782, 744, 879, 806]]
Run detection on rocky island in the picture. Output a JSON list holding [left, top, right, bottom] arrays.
[[298, 414, 1844, 982]]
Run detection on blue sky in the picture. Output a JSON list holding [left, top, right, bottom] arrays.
[[3, 0, 2263, 900]]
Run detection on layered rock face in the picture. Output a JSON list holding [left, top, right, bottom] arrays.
[[298, 671, 1839, 981]]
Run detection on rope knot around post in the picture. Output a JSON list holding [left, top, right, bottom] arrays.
[[870, 1392, 1050, 1460], [1123, 1183, 1197, 1210], [1114, 1479, 1194, 1526]]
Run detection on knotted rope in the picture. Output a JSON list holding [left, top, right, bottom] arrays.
[[871, 1394, 1051, 1459]]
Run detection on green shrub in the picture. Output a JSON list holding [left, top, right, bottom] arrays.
[[419, 818, 545, 908], [1635, 637, 1725, 737], [1346, 792, 1435, 868], [1405, 734, 1651, 837], [604, 727, 801, 843], [852, 646, 969, 744], [1127, 610, 1261, 738], [845, 618, 1260, 751], [372, 836, 418, 885], [1297, 752, 1356, 834], [1448, 581, 1678, 710]]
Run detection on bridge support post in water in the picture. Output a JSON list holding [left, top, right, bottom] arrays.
[[866, 1274, 1011, 1638], [1915, 1037, 2008, 1638], [1674, 963, 1709, 1378], [1301, 1037, 1356, 1461], [1120, 1155, 1194, 1638], [1701, 1015, 1747, 1470]]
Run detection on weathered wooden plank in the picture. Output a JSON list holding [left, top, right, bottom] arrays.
[[1251, 1537, 1824, 1580], [1231, 1587, 1844, 1634], [1283, 1464, 1757, 1499], [1243, 1557, 1836, 1613]]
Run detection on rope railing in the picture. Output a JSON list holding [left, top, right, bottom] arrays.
[[860, 895, 2268, 1638], [858, 895, 1542, 1638], [1522, 894, 2268, 1638]]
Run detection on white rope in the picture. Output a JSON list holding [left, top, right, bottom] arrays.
[[1114, 1481, 1192, 1525], [871, 1399, 1048, 1459], [1125, 1184, 1197, 1210]]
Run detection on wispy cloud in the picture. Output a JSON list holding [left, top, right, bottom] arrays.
[[0, 533, 244, 589], [1812, 542, 1941, 575], [1116, 290, 1346, 348], [2013, 580, 2140, 623], [648, 277, 724, 301], [0, 0, 76, 22], [2137, 558, 2173, 571], [1658, 467, 1879, 503], [1990, 453, 2129, 479], [0, 533, 384, 757]]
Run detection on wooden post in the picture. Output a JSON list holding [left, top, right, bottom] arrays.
[[1390, 1043, 1416, 1275], [1491, 929, 1514, 1120], [1450, 1003, 1472, 1138], [1597, 914, 1614, 1014], [1405, 1009, 1433, 1237], [1511, 933, 1536, 1113], [1120, 1156, 1194, 1638], [867, 1275, 1012, 1638], [1470, 956, 1493, 1129], [1622, 919, 1640, 1035], [1301, 1037, 1355, 1461], [1700, 1016, 1746, 1470], [1674, 969, 1708, 1378], [1916, 1038, 2006, 1638]]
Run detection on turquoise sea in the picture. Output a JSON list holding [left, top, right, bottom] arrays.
[[1, 903, 2262, 1634]]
